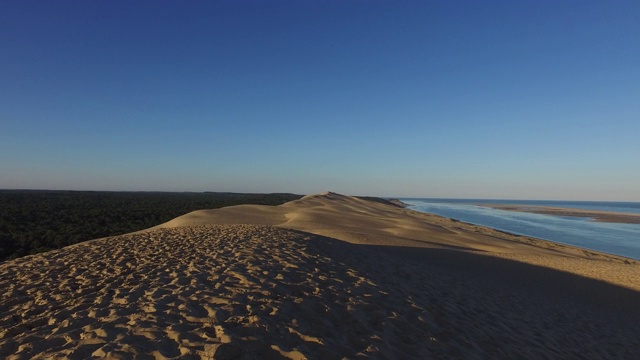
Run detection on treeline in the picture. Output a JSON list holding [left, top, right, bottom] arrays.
[[0, 190, 302, 261]]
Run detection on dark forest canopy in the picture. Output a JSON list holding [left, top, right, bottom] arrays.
[[0, 190, 302, 261]]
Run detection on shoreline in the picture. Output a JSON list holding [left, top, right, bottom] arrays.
[[479, 204, 640, 224]]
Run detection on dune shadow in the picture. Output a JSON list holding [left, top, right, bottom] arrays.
[[366, 243, 640, 316], [292, 230, 640, 357]]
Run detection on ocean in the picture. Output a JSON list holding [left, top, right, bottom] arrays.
[[403, 198, 640, 260]]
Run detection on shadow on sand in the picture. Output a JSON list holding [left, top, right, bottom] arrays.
[[300, 231, 640, 357]]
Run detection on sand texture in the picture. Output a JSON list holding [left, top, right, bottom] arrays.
[[479, 204, 640, 224], [2, 192, 640, 359]]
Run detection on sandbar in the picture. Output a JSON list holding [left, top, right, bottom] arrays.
[[479, 204, 640, 224]]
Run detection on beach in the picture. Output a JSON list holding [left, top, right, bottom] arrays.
[[479, 204, 640, 224], [1, 192, 639, 359]]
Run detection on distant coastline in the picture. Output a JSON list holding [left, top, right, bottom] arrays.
[[478, 204, 640, 224]]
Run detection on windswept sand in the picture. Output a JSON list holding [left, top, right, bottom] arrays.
[[479, 204, 640, 224], [1, 192, 639, 359]]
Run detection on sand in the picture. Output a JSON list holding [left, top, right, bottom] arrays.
[[1, 192, 639, 359], [479, 204, 640, 224]]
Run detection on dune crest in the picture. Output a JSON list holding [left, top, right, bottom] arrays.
[[153, 192, 639, 290]]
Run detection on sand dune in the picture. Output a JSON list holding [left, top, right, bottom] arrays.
[[156, 192, 639, 290], [1, 192, 639, 359]]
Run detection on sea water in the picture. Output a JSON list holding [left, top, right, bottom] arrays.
[[403, 199, 640, 260]]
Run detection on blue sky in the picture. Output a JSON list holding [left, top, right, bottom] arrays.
[[1, 1, 639, 200]]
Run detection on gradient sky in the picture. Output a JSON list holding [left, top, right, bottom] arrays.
[[1, 1, 639, 200]]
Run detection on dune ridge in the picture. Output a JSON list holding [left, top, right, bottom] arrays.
[[156, 192, 639, 290], [1, 192, 639, 359]]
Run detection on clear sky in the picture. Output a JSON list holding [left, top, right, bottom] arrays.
[[1, 1, 639, 200]]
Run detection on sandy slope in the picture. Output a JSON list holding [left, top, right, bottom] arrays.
[[1, 192, 639, 359]]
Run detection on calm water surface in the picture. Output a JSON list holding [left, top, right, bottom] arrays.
[[403, 198, 640, 260]]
